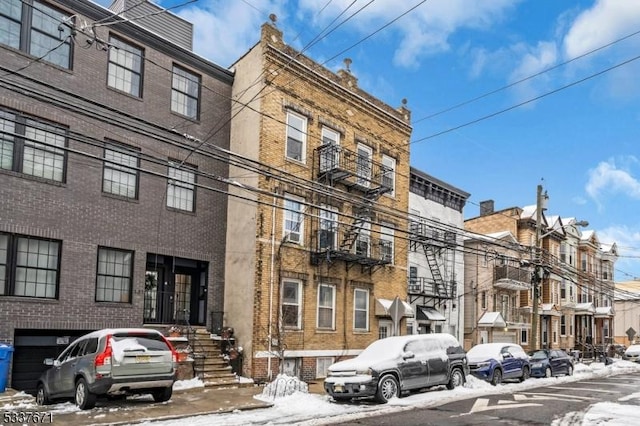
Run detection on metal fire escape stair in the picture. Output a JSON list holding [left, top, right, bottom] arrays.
[[339, 202, 373, 251], [422, 244, 448, 297]]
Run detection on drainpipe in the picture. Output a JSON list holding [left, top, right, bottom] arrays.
[[267, 194, 277, 380]]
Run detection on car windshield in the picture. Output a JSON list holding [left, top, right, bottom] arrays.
[[530, 350, 548, 360]]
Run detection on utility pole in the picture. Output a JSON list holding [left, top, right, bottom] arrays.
[[531, 184, 546, 351]]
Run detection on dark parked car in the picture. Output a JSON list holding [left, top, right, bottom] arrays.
[[467, 343, 530, 385], [529, 349, 574, 378], [324, 333, 469, 403], [36, 328, 177, 409]]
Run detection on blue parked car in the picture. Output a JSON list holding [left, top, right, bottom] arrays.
[[467, 343, 530, 385], [529, 349, 574, 378]]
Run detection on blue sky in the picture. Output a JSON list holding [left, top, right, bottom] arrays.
[[96, 0, 640, 280]]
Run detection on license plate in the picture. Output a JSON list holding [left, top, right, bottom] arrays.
[[136, 355, 150, 363], [334, 385, 344, 392]]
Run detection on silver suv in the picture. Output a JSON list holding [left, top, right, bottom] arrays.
[[36, 328, 177, 409]]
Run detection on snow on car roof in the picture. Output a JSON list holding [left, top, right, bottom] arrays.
[[358, 333, 459, 358], [79, 328, 164, 339], [467, 343, 519, 359]]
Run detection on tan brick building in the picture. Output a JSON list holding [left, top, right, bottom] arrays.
[[225, 21, 412, 382]]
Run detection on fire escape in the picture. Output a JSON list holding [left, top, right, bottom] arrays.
[[407, 220, 457, 306], [310, 144, 393, 273]]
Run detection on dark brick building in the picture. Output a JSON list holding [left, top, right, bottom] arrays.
[[0, 0, 232, 392]]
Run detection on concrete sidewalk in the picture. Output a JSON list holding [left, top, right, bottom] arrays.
[[0, 382, 327, 425]]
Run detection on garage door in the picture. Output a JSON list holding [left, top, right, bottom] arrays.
[[492, 331, 517, 344], [11, 330, 87, 395]]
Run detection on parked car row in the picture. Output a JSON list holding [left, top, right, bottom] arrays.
[[324, 337, 578, 404]]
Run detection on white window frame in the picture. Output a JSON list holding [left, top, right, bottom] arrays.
[[283, 195, 304, 244], [285, 111, 307, 163], [317, 283, 335, 329], [282, 279, 302, 329], [356, 143, 372, 187], [379, 319, 392, 339], [316, 356, 334, 379], [319, 126, 340, 172], [318, 206, 337, 250], [355, 220, 370, 257], [353, 288, 369, 331], [379, 223, 394, 263], [381, 154, 396, 196], [166, 163, 196, 212]]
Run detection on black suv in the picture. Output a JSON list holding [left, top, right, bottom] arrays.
[[324, 333, 468, 403]]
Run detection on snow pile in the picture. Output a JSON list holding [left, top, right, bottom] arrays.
[[258, 374, 309, 400]]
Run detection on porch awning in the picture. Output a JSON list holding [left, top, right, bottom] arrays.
[[541, 303, 562, 317], [375, 298, 414, 317], [478, 311, 507, 328], [575, 302, 595, 315], [595, 306, 614, 318], [416, 306, 446, 322]]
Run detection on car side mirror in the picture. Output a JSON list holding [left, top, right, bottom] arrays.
[[44, 358, 54, 366], [502, 353, 513, 359], [402, 351, 415, 360]]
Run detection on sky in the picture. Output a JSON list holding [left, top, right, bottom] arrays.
[[94, 0, 640, 280], [5, 360, 640, 425]]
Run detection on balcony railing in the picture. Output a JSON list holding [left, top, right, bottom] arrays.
[[315, 144, 393, 197], [310, 227, 393, 267], [409, 220, 456, 248], [493, 265, 531, 291], [407, 277, 456, 299]]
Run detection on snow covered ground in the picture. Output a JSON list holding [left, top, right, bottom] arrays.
[[142, 359, 640, 425], [3, 360, 640, 425]]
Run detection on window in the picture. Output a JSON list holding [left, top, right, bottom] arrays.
[[103, 142, 139, 198], [167, 163, 196, 212], [521, 328, 528, 344], [107, 36, 143, 97], [0, 233, 60, 299], [96, 247, 133, 303], [561, 315, 566, 336], [381, 154, 396, 196], [171, 65, 200, 119], [355, 220, 370, 257], [317, 284, 335, 329], [379, 223, 394, 263], [285, 112, 306, 162], [0, 110, 67, 181], [316, 357, 334, 379], [282, 280, 302, 329], [1, 0, 73, 68], [481, 291, 487, 309], [353, 288, 369, 330], [283, 195, 304, 243], [318, 206, 337, 250], [356, 143, 372, 187], [319, 126, 339, 171]]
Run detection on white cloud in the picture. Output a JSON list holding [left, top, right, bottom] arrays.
[[585, 157, 640, 206], [563, 0, 640, 60], [597, 225, 640, 280]]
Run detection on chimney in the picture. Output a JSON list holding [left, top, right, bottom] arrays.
[[337, 58, 358, 89], [480, 200, 494, 216]]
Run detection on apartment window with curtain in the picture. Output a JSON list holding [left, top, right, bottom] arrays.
[[0, 109, 67, 182], [171, 65, 200, 119], [353, 288, 369, 331], [0, 233, 61, 299], [103, 141, 139, 198], [286, 111, 306, 162], [96, 247, 133, 303], [167, 162, 196, 212], [282, 280, 302, 329], [1, 0, 73, 69], [317, 284, 335, 329], [319, 126, 339, 172], [107, 35, 143, 97]]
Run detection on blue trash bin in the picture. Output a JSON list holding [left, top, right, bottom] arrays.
[[0, 343, 14, 393]]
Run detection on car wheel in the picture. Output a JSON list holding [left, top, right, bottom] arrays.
[[447, 368, 465, 390], [544, 367, 552, 378], [36, 384, 51, 406], [519, 366, 530, 382], [567, 365, 574, 376], [152, 386, 173, 403], [75, 378, 97, 410], [375, 375, 399, 403], [490, 368, 502, 386]]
